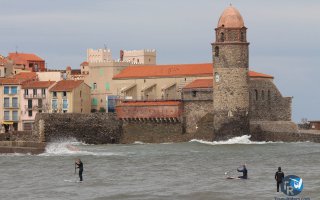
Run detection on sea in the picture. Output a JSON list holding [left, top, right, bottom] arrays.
[[0, 135, 319, 200]]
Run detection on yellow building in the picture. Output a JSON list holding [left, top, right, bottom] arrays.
[[0, 78, 23, 131], [49, 80, 91, 113]]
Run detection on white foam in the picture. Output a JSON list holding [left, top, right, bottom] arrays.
[[40, 139, 123, 157], [190, 135, 278, 145]]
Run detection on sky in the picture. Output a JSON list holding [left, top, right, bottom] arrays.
[[0, 0, 319, 122]]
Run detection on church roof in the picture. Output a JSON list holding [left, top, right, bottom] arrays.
[[217, 6, 245, 28], [113, 63, 273, 79]]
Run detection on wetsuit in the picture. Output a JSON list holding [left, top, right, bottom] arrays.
[[275, 170, 284, 192], [76, 161, 83, 181], [237, 167, 248, 179]]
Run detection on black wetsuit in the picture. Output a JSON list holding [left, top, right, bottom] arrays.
[[76, 161, 83, 181], [275, 171, 284, 192], [237, 167, 248, 179]]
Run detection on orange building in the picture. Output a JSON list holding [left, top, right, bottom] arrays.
[[8, 52, 46, 72]]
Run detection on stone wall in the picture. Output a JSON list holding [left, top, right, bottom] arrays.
[[33, 113, 122, 144], [250, 78, 292, 121]]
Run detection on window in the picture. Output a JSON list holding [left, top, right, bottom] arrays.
[[93, 83, 97, 89], [220, 32, 225, 42], [63, 91, 67, 97], [12, 111, 18, 121], [240, 31, 245, 42], [28, 99, 32, 109], [12, 97, 18, 108], [4, 111, 10, 120], [105, 83, 110, 91], [137, 59, 140, 63], [63, 99, 68, 109], [215, 46, 219, 57], [24, 89, 29, 96], [33, 89, 37, 97], [53, 92, 57, 97], [255, 90, 258, 101], [38, 99, 43, 109], [192, 91, 197, 97], [92, 98, 98, 106], [4, 86, 9, 94], [4, 98, 9, 108], [52, 99, 57, 110], [261, 90, 265, 100], [42, 89, 46, 96], [28, 110, 32, 117], [11, 86, 17, 94]]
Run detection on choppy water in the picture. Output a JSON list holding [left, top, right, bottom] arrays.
[[0, 136, 319, 200]]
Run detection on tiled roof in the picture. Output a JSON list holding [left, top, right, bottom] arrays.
[[117, 101, 181, 107], [81, 61, 89, 66], [113, 63, 213, 79], [13, 72, 38, 81], [8, 52, 44, 62], [113, 63, 274, 79], [184, 71, 273, 89], [22, 81, 55, 89], [184, 79, 213, 89], [0, 78, 21, 85], [50, 80, 83, 92], [249, 71, 274, 79], [0, 57, 8, 65], [71, 69, 81, 75]]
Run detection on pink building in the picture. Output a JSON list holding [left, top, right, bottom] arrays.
[[21, 81, 55, 130]]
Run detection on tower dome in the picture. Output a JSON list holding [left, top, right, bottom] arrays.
[[217, 6, 244, 28]]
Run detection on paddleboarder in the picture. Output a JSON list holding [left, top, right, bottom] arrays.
[[237, 164, 248, 179], [75, 158, 83, 182]]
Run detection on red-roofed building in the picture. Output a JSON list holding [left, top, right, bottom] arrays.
[[8, 52, 46, 72], [20, 81, 56, 130], [49, 80, 91, 113]]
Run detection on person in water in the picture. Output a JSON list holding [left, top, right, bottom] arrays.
[[237, 164, 248, 179], [275, 167, 284, 192], [75, 158, 83, 182]]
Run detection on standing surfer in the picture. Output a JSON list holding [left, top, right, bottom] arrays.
[[75, 158, 84, 182], [275, 167, 284, 192], [237, 164, 248, 179]]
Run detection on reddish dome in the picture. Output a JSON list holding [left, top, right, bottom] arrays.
[[217, 6, 244, 28]]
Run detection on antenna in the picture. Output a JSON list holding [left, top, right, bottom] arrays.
[[15, 45, 18, 53]]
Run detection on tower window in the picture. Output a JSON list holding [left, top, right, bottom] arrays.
[[215, 46, 219, 57], [261, 90, 265, 100], [220, 32, 225, 42], [240, 31, 245, 42], [268, 90, 271, 100], [255, 89, 258, 101]]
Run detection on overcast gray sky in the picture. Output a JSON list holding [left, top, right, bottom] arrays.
[[0, 0, 319, 122]]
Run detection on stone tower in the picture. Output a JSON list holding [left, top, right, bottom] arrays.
[[212, 6, 250, 140]]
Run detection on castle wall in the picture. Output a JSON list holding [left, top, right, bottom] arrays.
[[33, 113, 122, 144], [249, 78, 292, 121]]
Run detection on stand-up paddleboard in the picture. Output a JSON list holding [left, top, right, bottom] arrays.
[[64, 179, 82, 183], [225, 171, 240, 180]]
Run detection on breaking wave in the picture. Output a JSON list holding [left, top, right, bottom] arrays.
[[190, 135, 279, 145], [40, 138, 123, 156]]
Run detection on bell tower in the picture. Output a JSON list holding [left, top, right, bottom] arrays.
[[212, 6, 250, 140]]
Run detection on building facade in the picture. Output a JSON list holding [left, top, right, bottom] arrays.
[[8, 52, 46, 72], [0, 79, 22, 131], [49, 80, 91, 114], [21, 81, 56, 130]]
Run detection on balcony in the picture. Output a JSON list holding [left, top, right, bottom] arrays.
[[24, 94, 46, 99], [3, 103, 19, 109]]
